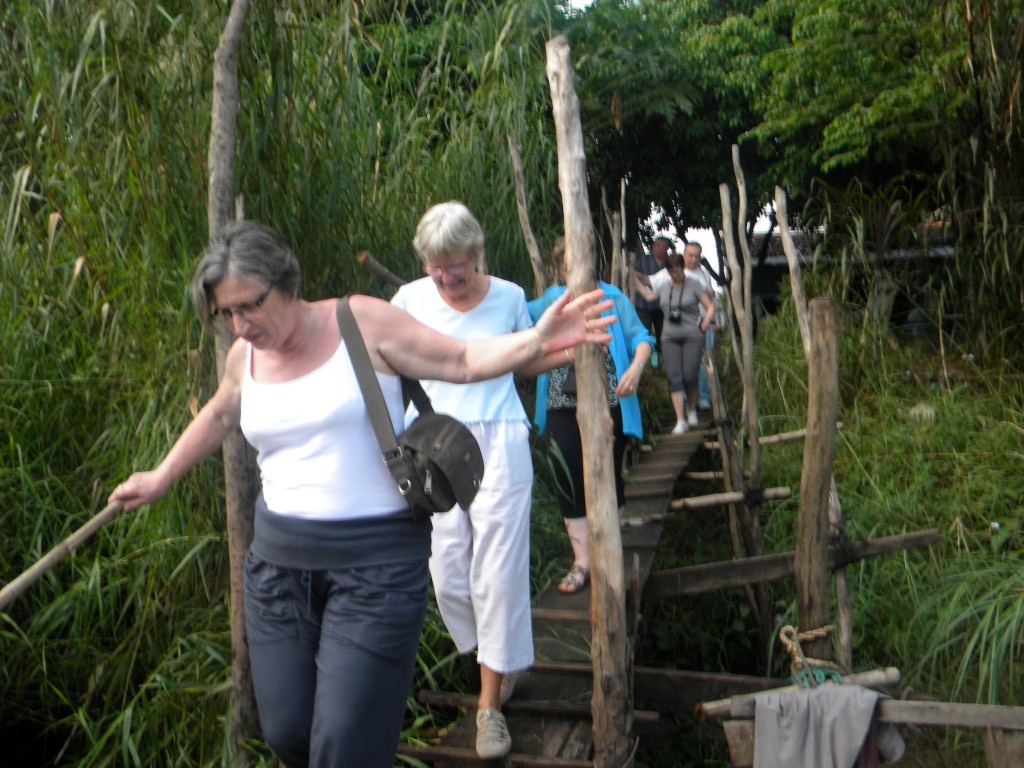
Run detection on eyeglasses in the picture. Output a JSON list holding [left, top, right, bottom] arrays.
[[211, 288, 271, 323], [424, 261, 473, 279]]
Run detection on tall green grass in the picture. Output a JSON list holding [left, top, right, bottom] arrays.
[[750, 292, 1024, 702], [2, 0, 565, 764]]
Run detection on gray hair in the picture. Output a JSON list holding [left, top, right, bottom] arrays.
[[412, 201, 485, 265], [190, 220, 302, 334]]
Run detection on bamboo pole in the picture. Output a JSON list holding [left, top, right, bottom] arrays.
[[670, 487, 791, 511], [207, 0, 260, 759], [718, 156, 772, 651], [0, 502, 123, 611], [697, 668, 901, 720], [795, 297, 840, 662], [356, 250, 406, 289], [508, 134, 547, 297], [601, 185, 623, 290], [776, 187, 853, 671], [546, 34, 633, 768], [704, 423, 845, 450], [731, 146, 760, 488]]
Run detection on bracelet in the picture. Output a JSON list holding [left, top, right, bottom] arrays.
[[634, 359, 645, 372], [564, 349, 572, 363]]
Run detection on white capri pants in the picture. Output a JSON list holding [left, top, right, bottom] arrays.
[[429, 419, 534, 674]]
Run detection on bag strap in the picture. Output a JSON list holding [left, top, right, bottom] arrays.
[[336, 296, 437, 449], [336, 297, 403, 461], [401, 376, 435, 417]]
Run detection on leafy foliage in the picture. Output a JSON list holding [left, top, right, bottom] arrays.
[[569, 0, 785, 236], [751, 0, 957, 194], [3, 0, 1024, 765]]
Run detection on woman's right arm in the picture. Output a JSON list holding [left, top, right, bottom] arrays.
[[108, 340, 245, 511], [633, 270, 658, 302]]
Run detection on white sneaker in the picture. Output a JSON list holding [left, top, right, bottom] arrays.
[[671, 420, 688, 435], [476, 707, 511, 759], [687, 410, 699, 427]]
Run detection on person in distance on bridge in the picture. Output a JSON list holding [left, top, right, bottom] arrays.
[[633, 251, 714, 435], [632, 235, 671, 362], [681, 241, 722, 412]]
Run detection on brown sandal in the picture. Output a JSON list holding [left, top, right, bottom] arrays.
[[558, 564, 589, 594]]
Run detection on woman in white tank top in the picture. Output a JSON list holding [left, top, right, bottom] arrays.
[[108, 221, 616, 768]]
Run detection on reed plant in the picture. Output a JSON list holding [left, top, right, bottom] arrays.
[[2, 0, 573, 764]]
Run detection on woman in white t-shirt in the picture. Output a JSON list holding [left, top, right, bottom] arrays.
[[391, 201, 554, 760]]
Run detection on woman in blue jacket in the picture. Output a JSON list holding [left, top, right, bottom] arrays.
[[527, 238, 653, 594]]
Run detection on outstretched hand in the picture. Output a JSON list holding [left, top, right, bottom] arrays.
[[108, 471, 170, 512], [534, 287, 615, 353]]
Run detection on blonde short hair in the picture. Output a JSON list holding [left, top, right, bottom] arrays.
[[412, 201, 485, 264]]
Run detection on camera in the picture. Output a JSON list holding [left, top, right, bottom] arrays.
[[668, 309, 682, 324]]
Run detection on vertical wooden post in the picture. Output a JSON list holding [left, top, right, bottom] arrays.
[[207, 1, 260, 762], [717, 166, 772, 654], [795, 297, 840, 662], [546, 34, 633, 768], [507, 134, 547, 297], [776, 187, 853, 670]]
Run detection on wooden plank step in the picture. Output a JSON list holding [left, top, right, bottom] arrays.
[[396, 743, 593, 767], [416, 690, 660, 725], [532, 607, 590, 622], [627, 485, 678, 500]]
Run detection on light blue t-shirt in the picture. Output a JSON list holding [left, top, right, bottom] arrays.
[[390, 276, 531, 425]]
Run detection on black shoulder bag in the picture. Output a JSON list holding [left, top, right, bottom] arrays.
[[336, 298, 485, 521]]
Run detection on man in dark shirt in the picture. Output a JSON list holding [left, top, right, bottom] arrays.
[[633, 236, 672, 356]]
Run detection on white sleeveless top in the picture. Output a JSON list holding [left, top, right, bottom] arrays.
[[240, 341, 408, 520]]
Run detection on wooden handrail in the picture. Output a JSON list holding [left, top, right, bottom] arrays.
[[0, 501, 124, 611]]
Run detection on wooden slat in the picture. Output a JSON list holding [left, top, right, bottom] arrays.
[[627, 486, 677, 500], [557, 720, 595, 760], [721, 693, 1024, 731], [646, 530, 940, 600], [416, 690, 659, 724], [396, 743, 593, 767], [532, 607, 591, 622], [722, 720, 754, 767], [876, 701, 1024, 731]]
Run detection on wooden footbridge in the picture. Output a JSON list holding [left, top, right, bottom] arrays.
[[396, 414, 782, 766]]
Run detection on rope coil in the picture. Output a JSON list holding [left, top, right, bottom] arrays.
[[779, 624, 842, 688]]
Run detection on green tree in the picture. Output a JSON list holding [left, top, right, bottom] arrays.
[[750, 0, 955, 198], [567, 0, 784, 240], [749, 0, 1023, 353]]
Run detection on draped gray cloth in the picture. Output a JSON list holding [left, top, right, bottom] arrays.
[[753, 685, 905, 768]]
